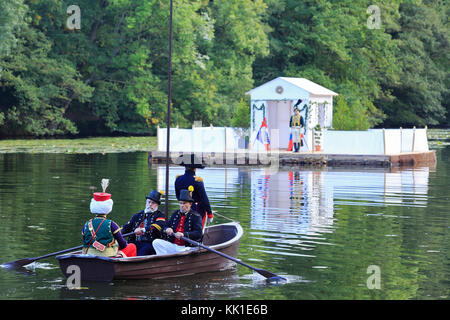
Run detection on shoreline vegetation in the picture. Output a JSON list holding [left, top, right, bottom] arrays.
[[0, 136, 157, 154], [0, 129, 448, 154]]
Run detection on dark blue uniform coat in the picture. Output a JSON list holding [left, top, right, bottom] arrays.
[[122, 210, 166, 255], [174, 169, 212, 222], [163, 209, 203, 246]]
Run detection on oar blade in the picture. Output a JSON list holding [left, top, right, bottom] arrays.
[[2, 258, 35, 269], [255, 268, 287, 283], [2, 233, 132, 270]]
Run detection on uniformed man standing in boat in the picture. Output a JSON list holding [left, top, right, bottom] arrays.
[[175, 154, 213, 227], [121, 190, 166, 256], [152, 187, 203, 255]]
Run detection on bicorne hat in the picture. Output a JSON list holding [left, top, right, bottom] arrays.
[[146, 190, 163, 205], [179, 188, 194, 202], [178, 153, 205, 169]]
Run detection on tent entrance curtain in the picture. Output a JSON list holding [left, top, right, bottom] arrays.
[[267, 100, 293, 149]]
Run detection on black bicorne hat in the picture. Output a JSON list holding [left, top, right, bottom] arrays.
[[179, 189, 194, 202], [178, 153, 205, 169], [146, 190, 163, 204]]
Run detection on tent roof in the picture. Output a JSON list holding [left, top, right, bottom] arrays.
[[247, 77, 338, 96]]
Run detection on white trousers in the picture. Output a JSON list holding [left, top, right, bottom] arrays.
[[292, 127, 301, 143], [152, 239, 191, 255]]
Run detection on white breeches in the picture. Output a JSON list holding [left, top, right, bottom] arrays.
[[292, 127, 301, 143], [152, 239, 191, 255]]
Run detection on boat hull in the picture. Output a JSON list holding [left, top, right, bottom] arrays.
[[57, 222, 243, 281]]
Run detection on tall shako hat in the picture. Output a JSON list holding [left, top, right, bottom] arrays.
[[294, 98, 303, 111], [146, 190, 164, 205], [90, 179, 114, 214]]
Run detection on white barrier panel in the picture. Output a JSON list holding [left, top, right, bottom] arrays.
[[413, 129, 429, 152], [192, 127, 226, 152], [159, 127, 429, 155], [401, 129, 414, 153], [158, 127, 244, 152], [382, 128, 429, 154], [158, 128, 192, 152], [384, 129, 401, 154], [323, 130, 384, 155], [323, 128, 429, 155]]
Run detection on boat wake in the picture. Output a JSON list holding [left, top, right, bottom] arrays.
[[24, 261, 57, 271]]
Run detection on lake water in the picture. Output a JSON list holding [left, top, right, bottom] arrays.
[[0, 146, 448, 300]]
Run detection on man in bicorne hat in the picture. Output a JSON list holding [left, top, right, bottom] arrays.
[[82, 191, 137, 257], [122, 190, 166, 256], [175, 153, 213, 228], [152, 187, 203, 255]]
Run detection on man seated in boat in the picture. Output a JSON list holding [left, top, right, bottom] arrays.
[[82, 191, 137, 258], [121, 190, 166, 256], [175, 153, 213, 228], [152, 187, 203, 255]]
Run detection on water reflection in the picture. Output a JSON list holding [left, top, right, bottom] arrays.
[[0, 150, 444, 299], [156, 165, 432, 236], [59, 270, 242, 300]]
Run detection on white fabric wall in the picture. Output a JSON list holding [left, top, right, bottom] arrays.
[[323, 128, 430, 155], [158, 127, 242, 152], [383, 128, 429, 154], [323, 130, 384, 155], [158, 127, 430, 155]]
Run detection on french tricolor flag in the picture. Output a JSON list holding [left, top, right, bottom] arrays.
[[287, 133, 293, 151], [256, 117, 270, 151]]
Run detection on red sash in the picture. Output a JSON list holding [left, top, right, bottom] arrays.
[[174, 215, 186, 246]]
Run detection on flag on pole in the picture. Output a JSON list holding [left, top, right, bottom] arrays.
[[256, 117, 270, 151], [287, 133, 293, 151]]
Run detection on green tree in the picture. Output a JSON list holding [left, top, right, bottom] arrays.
[[0, 0, 27, 62], [254, 0, 402, 130], [377, 0, 449, 127], [0, 1, 93, 136]]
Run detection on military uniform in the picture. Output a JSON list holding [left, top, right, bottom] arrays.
[[82, 216, 122, 257], [152, 189, 203, 255], [121, 189, 165, 256], [162, 209, 203, 245], [289, 111, 304, 152], [175, 169, 213, 225], [121, 210, 166, 255], [82, 191, 136, 257]]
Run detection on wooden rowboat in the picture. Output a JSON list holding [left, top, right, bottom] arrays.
[[56, 222, 243, 281]]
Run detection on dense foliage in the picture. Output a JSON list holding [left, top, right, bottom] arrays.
[[0, 0, 448, 137]]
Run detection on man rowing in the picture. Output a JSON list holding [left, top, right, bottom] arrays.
[[121, 190, 166, 256], [152, 187, 203, 255]]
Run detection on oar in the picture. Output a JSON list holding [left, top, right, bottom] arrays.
[[2, 231, 135, 269], [180, 235, 286, 283]]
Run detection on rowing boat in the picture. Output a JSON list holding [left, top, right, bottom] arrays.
[[56, 222, 243, 281]]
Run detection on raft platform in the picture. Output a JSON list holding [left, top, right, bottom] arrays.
[[148, 150, 436, 168]]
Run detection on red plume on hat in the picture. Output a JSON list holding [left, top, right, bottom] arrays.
[[90, 179, 113, 214]]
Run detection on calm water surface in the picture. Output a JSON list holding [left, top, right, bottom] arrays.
[[0, 146, 448, 300]]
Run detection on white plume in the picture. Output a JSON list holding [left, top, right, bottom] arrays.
[[101, 179, 110, 193]]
